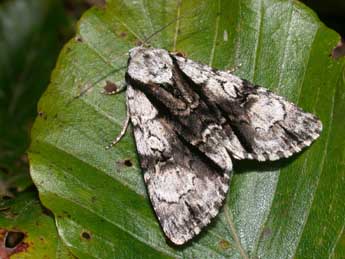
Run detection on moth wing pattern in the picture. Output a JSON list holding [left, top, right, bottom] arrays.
[[173, 54, 323, 161], [126, 84, 230, 245]]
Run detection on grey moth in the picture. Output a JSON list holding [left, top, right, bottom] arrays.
[[111, 47, 322, 245]]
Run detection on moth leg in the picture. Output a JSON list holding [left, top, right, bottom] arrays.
[[101, 83, 127, 95], [105, 104, 130, 149]]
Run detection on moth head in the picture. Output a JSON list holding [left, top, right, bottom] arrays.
[[127, 47, 173, 84]]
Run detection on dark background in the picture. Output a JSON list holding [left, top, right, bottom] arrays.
[[302, 0, 345, 38]]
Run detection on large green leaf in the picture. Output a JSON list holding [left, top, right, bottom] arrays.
[[29, 0, 345, 258]]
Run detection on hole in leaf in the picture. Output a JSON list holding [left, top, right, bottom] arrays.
[[81, 231, 91, 240], [75, 35, 83, 42], [38, 111, 47, 120], [124, 159, 133, 167], [5, 231, 25, 248]]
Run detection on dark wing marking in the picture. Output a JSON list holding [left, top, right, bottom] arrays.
[[172, 54, 322, 161], [126, 84, 230, 245]]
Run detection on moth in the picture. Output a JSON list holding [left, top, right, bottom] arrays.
[[107, 47, 322, 245]]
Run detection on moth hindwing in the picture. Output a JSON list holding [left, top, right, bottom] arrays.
[[124, 47, 322, 245]]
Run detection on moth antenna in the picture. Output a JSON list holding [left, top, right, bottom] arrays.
[[142, 19, 180, 47], [105, 103, 130, 149], [141, 13, 190, 47]]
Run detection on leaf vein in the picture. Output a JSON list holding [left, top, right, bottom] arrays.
[[224, 205, 249, 259], [173, 0, 182, 51], [252, 0, 263, 81], [209, 0, 221, 67]]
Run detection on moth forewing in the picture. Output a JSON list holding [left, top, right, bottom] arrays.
[[124, 47, 322, 245], [126, 84, 230, 245]]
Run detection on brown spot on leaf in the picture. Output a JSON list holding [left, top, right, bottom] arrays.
[[261, 227, 272, 239], [120, 31, 127, 38], [218, 239, 231, 250], [103, 81, 118, 93], [135, 40, 143, 46], [38, 111, 47, 120], [39, 236, 47, 245], [61, 211, 71, 219], [332, 38, 345, 59], [81, 231, 91, 240]]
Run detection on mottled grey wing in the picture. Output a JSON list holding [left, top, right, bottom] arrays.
[[173, 55, 322, 161], [126, 84, 230, 245]]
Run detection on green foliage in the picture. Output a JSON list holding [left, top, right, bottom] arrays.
[[28, 0, 345, 258]]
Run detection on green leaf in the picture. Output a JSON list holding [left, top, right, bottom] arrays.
[[0, 191, 74, 259], [0, 0, 70, 176], [29, 0, 345, 258]]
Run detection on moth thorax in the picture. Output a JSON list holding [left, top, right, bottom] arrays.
[[127, 47, 173, 85]]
